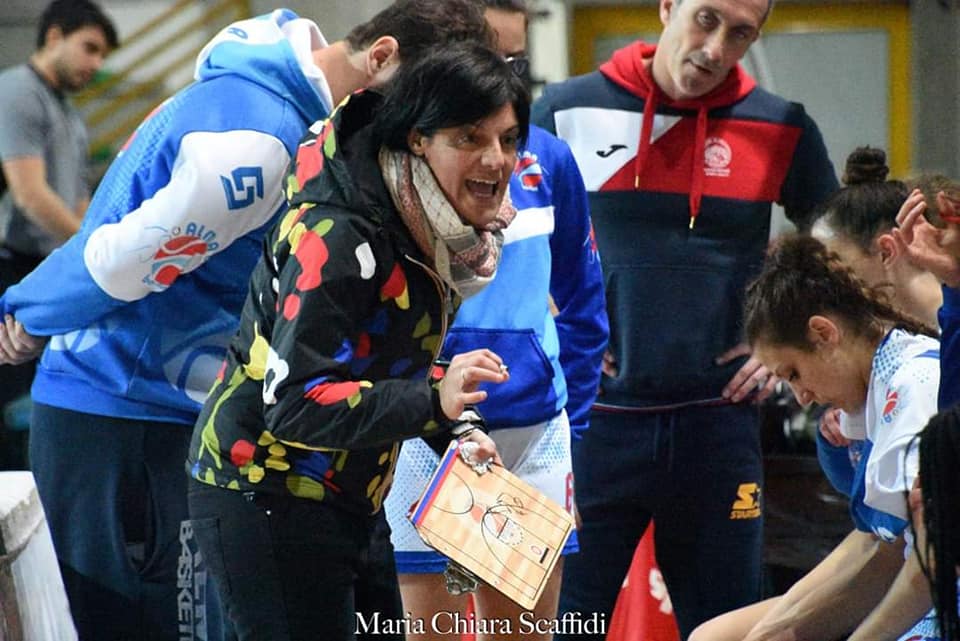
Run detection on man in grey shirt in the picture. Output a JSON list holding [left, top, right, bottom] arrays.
[[0, 0, 116, 468]]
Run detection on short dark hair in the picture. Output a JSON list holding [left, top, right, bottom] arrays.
[[345, 0, 494, 64], [37, 0, 118, 50], [373, 41, 529, 152]]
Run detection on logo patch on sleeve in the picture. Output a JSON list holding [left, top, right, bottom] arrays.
[[881, 388, 902, 424], [221, 166, 265, 210], [514, 151, 543, 191]]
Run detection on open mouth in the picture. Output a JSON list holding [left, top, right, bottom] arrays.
[[465, 178, 499, 199]]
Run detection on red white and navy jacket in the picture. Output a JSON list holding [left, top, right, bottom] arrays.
[[532, 41, 839, 408]]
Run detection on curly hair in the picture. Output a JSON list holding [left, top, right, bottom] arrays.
[[744, 235, 937, 350]]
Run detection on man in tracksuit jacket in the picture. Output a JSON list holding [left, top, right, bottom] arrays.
[[531, 1, 838, 637]]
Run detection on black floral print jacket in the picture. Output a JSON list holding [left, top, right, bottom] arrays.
[[186, 91, 459, 515]]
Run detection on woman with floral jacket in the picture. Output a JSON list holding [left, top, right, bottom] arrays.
[[185, 42, 529, 640]]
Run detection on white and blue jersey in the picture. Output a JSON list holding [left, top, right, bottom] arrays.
[[819, 329, 939, 541], [0, 10, 332, 424]]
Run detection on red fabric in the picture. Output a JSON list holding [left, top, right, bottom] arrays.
[[598, 41, 758, 228], [598, 41, 756, 111], [598, 116, 800, 201], [461, 524, 680, 641], [607, 523, 681, 641]]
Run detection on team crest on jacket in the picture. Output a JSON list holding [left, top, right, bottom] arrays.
[[881, 388, 901, 424], [704, 137, 732, 177], [145, 224, 219, 289], [514, 151, 543, 190]]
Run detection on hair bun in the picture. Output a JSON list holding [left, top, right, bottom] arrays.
[[843, 146, 889, 185]]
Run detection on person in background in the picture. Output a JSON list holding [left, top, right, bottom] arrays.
[[187, 41, 526, 640], [0, 0, 116, 468], [690, 235, 939, 641], [384, 1, 608, 639], [0, 0, 116, 276], [811, 147, 942, 494], [0, 3, 492, 639], [813, 147, 942, 329], [530, 0, 838, 636], [809, 165, 958, 641], [792, 147, 949, 641]]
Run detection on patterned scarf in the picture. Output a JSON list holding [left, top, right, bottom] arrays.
[[379, 147, 516, 299]]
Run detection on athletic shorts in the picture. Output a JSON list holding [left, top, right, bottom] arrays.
[[385, 410, 577, 574]]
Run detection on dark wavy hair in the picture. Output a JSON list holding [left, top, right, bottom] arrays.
[[744, 235, 937, 350], [372, 41, 529, 152], [913, 408, 960, 641], [38, 0, 118, 50], [813, 147, 907, 252]]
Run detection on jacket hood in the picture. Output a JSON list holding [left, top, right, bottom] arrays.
[[194, 9, 332, 125], [599, 41, 757, 229]]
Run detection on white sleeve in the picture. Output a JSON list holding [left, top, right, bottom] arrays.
[[864, 358, 939, 522], [83, 129, 290, 301]]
